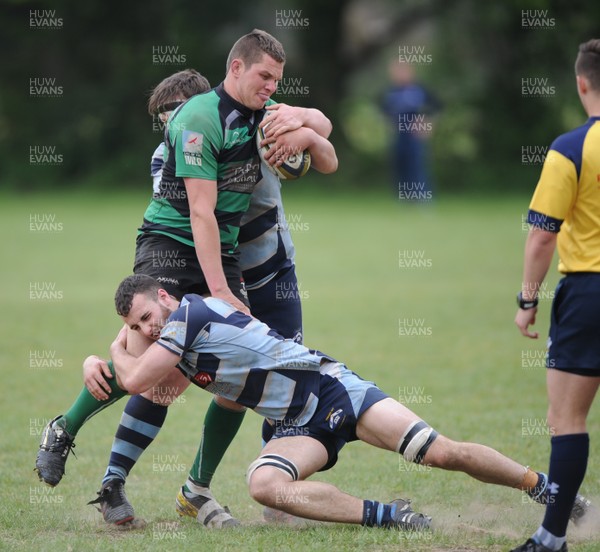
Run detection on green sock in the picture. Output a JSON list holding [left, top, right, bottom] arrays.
[[187, 399, 246, 488], [61, 361, 128, 436]]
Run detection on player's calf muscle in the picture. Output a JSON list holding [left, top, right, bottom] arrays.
[[419, 435, 464, 470]]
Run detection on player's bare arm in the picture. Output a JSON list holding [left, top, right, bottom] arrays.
[[262, 103, 333, 138], [110, 326, 180, 395], [83, 355, 114, 401], [262, 126, 338, 174], [515, 226, 557, 339], [184, 177, 250, 314]]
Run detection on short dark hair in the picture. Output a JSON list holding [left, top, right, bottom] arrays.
[[147, 69, 211, 116], [226, 29, 286, 73], [575, 39, 600, 91], [115, 274, 161, 317]]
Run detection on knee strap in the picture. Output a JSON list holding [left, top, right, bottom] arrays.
[[246, 454, 299, 485], [397, 420, 438, 464]]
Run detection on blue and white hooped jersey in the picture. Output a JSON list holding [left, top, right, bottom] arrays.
[[238, 166, 295, 289], [149, 143, 295, 287], [157, 294, 332, 424]]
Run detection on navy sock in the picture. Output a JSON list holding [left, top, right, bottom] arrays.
[[541, 433, 589, 538], [102, 395, 168, 484], [362, 500, 395, 527]]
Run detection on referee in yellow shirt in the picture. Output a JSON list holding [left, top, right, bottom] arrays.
[[512, 39, 600, 552]]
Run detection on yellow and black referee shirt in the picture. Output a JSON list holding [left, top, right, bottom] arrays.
[[528, 116, 600, 273]]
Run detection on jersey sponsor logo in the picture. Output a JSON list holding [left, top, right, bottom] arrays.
[[221, 159, 260, 193], [193, 371, 213, 388], [182, 130, 203, 166]]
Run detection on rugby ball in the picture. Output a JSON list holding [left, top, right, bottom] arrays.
[[256, 123, 311, 180]]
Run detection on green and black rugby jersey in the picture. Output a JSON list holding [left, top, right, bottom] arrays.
[[140, 83, 273, 256]]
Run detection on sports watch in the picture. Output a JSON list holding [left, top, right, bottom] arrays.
[[517, 292, 538, 310]]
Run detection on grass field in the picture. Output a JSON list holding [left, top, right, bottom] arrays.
[[1, 189, 599, 551]]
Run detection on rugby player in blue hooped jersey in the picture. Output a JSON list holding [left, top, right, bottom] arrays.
[[35, 29, 337, 529], [511, 38, 600, 552], [107, 273, 578, 531]]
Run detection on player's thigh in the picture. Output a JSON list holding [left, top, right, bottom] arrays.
[[356, 397, 422, 451]]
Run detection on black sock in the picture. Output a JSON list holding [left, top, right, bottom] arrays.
[[541, 433, 589, 538]]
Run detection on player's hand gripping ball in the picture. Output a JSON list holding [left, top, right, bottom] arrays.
[[256, 123, 311, 180]]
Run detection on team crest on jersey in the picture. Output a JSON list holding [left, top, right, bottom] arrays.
[[193, 371, 213, 388], [182, 130, 203, 166], [327, 408, 346, 430]]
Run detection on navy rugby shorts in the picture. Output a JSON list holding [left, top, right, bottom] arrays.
[[548, 273, 600, 376], [262, 362, 388, 471]]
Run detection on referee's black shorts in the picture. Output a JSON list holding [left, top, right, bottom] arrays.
[[548, 272, 600, 376]]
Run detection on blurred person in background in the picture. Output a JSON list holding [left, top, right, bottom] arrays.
[[381, 61, 441, 202]]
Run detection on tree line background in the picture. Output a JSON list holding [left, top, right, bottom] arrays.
[[2, 0, 599, 194]]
